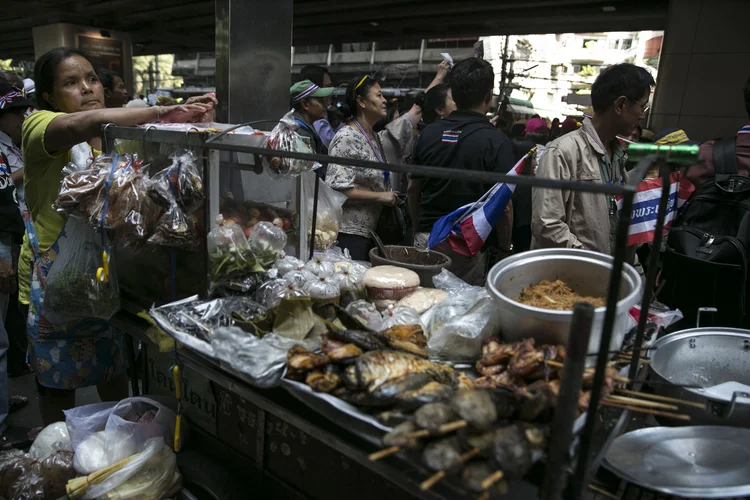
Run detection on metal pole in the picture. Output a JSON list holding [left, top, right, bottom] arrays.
[[499, 35, 509, 100], [628, 161, 670, 383], [541, 302, 594, 500]]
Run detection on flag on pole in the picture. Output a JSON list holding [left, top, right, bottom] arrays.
[[615, 172, 695, 246], [427, 154, 529, 256]]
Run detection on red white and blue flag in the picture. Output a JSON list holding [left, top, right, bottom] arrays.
[[615, 172, 695, 246], [427, 154, 528, 256], [442, 131, 461, 144]]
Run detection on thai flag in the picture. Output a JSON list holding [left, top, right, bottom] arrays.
[[615, 172, 695, 246], [428, 154, 528, 256], [442, 131, 460, 143]]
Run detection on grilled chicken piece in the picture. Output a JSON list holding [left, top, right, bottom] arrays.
[[286, 345, 329, 379], [473, 371, 524, 391], [386, 339, 428, 358], [452, 390, 498, 431], [475, 361, 505, 377], [380, 324, 427, 347], [456, 374, 475, 391], [422, 437, 462, 472], [492, 425, 533, 479], [414, 402, 458, 433], [306, 365, 341, 393], [320, 333, 346, 354], [328, 329, 386, 351], [508, 344, 560, 379], [480, 338, 535, 367], [581, 366, 619, 393], [396, 381, 454, 410], [326, 343, 362, 363], [383, 420, 421, 449], [347, 350, 456, 391]]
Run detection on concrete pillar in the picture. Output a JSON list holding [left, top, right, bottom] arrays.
[[650, 0, 750, 141]]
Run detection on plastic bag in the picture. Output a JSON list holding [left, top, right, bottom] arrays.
[[147, 199, 199, 251], [304, 254, 335, 277], [274, 253, 305, 276], [150, 150, 204, 215], [1, 450, 74, 500], [333, 261, 366, 292], [303, 275, 341, 303], [432, 268, 474, 293], [427, 288, 502, 362], [248, 221, 287, 267], [73, 429, 137, 474], [82, 438, 180, 500], [255, 278, 308, 309], [397, 288, 449, 314], [39, 451, 75, 500], [210, 272, 269, 298], [304, 174, 347, 250], [283, 267, 318, 288], [64, 401, 118, 450], [382, 305, 423, 330], [29, 422, 72, 461], [208, 215, 263, 281], [345, 300, 384, 331], [262, 110, 320, 177], [213, 329, 320, 388], [42, 217, 120, 330]]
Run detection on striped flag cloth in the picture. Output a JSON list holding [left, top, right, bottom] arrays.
[[428, 154, 528, 257], [615, 172, 695, 246]]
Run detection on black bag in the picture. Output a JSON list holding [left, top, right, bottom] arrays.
[[376, 197, 408, 245], [658, 137, 750, 327]]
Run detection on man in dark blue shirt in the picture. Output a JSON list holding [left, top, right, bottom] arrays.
[[408, 58, 514, 285]]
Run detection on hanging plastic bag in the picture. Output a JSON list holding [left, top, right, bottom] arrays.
[[303, 275, 341, 304], [42, 217, 120, 330], [28, 423, 72, 461], [208, 215, 263, 281], [345, 300, 384, 331], [82, 438, 180, 500], [148, 198, 200, 251], [150, 150, 204, 215], [248, 221, 287, 267], [303, 174, 347, 250], [382, 305, 423, 330], [255, 278, 308, 309], [262, 110, 320, 177]]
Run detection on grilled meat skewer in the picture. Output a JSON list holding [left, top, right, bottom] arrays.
[[414, 402, 459, 433], [491, 425, 533, 479], [452, 390, 498, 431]]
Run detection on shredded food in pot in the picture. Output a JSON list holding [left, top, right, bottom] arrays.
[[516, 280, 605, 310]]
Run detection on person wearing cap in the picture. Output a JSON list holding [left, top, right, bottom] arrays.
[[532, 63, 655, 254], [0, 80, 31, 445], [290, 79, 334, 156]]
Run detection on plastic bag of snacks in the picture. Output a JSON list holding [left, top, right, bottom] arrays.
[[345, 300, 384, 331], [303, 174, 347, 250], [262, 110, 320, 177], [42, 217, 120, 330], [304, 254, 335, 277], [150, 150, 204, 215], [255, 278, 308, 309], [147, 199, 199, 251], [273, 253, 305, 276], [303, 275, 341, 304], [248, 221, 287, 268], [382, 305, 423, 330], [283, 267, 317, 288], [208, 215, 263, 282]]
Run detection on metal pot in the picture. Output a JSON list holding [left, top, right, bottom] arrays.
[[649, 327, 750, 427], [486, 249, 642, 362]]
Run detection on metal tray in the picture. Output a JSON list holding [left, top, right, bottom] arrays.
[[604, 426, 750, 498]]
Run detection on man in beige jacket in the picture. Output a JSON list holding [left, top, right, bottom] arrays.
[[532, 64, 655, 254]]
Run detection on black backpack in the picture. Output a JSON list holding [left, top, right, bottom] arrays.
[[658, 137, 750, 328]]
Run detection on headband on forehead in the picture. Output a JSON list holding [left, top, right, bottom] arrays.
[[354, 75, 369, 90]]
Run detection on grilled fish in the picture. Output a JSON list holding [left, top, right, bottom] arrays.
[[326, 343, 363, 363], [395, 381, 454, 410], [328, 329, 386, 352], [379, 324, 427, 347], [346, 373, 434, 407], [347, 350, 456, 391], [286, 345, 329, 379]]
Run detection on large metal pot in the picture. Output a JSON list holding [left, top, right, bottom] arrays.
[[486, 248, 642, 359], [649, 328, 750, 427]]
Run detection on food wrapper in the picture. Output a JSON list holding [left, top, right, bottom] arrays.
[[150, 150, 204, 215], [147, 200, 199, 251], [248, 221, 287, 267], [333, 261, 366, 292], [208, 215, 263, 282], [304, 254, 335, 277], [274, 254, 305, 276], [303, 275, 341, 303], [382, 305, 423, 330], [345, 300, 384, 332], [255, 278, 308, 309], [304, 174, 347, 250], [283, 268, 318, 288], [210, 272, 269, 298], [262, 110, 320, 177]]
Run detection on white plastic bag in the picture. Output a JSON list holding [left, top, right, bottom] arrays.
[[64, 401, 118, 451], [255, 278, 308, 309], [105, 397, 177, 454], [345, 300, 384, 332], [304, 174, 347, 251], [28, 422, 72, 461], [303, 275, 341, 303], [82, 438, 180, 500], [382, 305, 423, 330], [304, 254, 335, 277], [274, 253, 305, 276], [283, 268, 318, 288]]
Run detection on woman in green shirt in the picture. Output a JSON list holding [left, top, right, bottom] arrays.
[[22, 48, 215, 424]]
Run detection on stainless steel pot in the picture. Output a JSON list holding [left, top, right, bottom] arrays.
[[649, 327, 750, 427], [486, 249, 642, 361]]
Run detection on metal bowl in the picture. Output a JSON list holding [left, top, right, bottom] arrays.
[[486, 248, 642, 358]]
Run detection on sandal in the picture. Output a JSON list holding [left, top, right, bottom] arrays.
[[8, 395, 28, 414], [0, 423, 33, 450]]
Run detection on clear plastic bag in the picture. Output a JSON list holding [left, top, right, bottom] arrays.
[[208, 215, 262, 281], [42, 217, 120, 330], [333, 261, 366, 292], [283, 268, 317, 288], [303, 275, 341, 303], [273, 253, 305, 276], [345, 300, 384, 331], [150, 150, 204, 215], [262, 110, 320, 177], [432, 268, 474, 293], [82, 437, 180, 500], [382, 305, 423, 330], [64, 401, 118, 451], [426, 288, 502, 362], [304, 174, 347, 250], [255, 278, 308, 309], [397, 288, 449, 314], [1, 450, 75, 500], [147, 199, 199, 251], [304, 254, 335, 277], [29, 422, 72, 461], [248, 221, 287, 267]]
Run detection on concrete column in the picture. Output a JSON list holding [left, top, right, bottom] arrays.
[[650, 0, 750, 141]]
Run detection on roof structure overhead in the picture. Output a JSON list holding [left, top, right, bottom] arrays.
[[1, 0, 668, 60]]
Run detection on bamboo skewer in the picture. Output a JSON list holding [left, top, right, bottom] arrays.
[[480, 470, 505, 490], [588, 484, 619, 499], [406, 419, 469, 439], [66, 453, 137, 499], [601, 401, 691, 421], [616, 388, 705, 409], [603, 394, 679, 411], [420, 449, 480, 491], [368, 446, 401, 461]]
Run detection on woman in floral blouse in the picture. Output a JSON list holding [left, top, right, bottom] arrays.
[[326, 67, 449, 261]]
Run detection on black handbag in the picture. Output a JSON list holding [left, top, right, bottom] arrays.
[[376, 197, 408, 245]]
